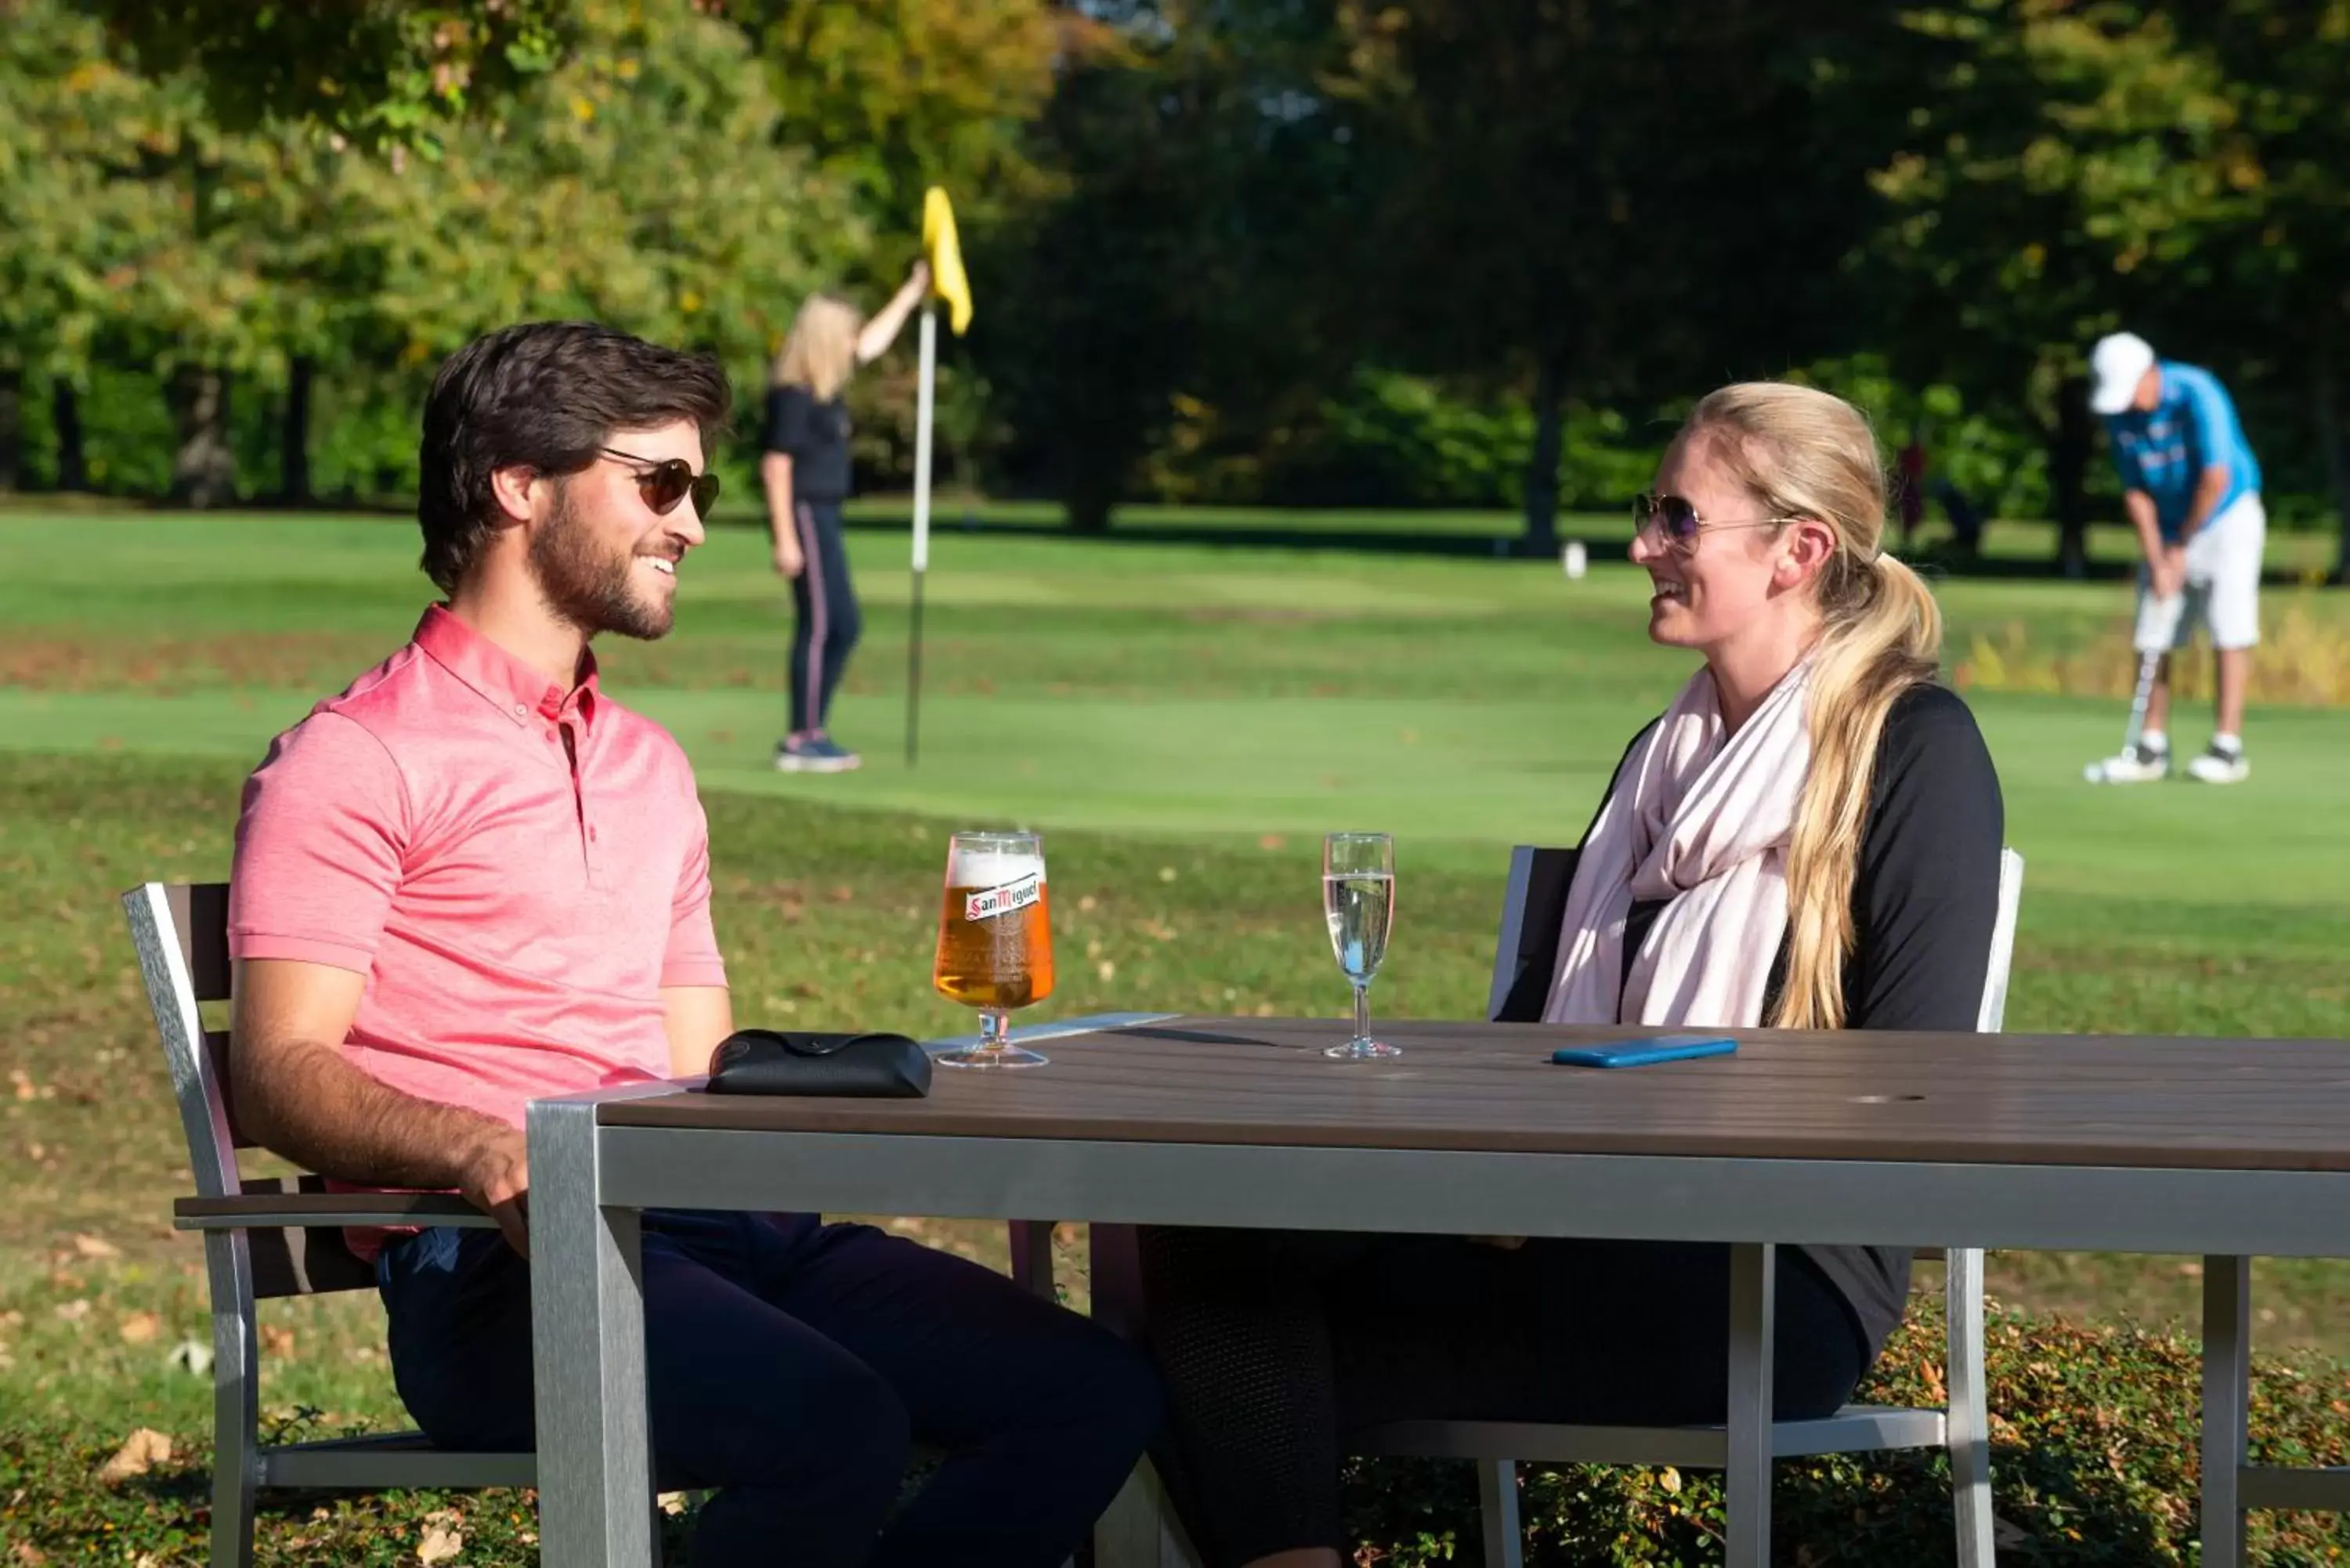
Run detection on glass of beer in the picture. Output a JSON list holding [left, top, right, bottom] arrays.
[[933, 829, 1056, 1069], [1322, 832, 1398, 1060]]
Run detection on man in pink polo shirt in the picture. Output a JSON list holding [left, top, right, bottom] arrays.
[[226, 322, 1157, 1568]]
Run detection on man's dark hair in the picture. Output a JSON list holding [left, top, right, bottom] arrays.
[[418, 322, 732, 594]]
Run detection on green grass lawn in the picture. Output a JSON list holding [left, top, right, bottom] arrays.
[[5, 509, 2350, 1562]]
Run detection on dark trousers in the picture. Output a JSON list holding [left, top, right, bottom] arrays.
[[1136, 1228, 1871, 1568], [379, 1212, 1160, 1568], [789, 500, 861, 735]]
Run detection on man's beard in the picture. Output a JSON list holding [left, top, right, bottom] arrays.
[[529, 483, 672, 641]]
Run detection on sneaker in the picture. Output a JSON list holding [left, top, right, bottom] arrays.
[[773, 736, 862, 774], [2187, 741, 2249, 784], [2088, 741, 2169, 784]]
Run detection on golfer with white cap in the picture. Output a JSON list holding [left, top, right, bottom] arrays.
[[2084, 331, 2265, 784]]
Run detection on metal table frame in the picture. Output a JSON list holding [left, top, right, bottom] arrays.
[[528, 1017, 2350, 1568]]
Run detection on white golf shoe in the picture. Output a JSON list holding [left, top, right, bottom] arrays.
[[2187, 742, 2249, 784], [2087, 742, 2169, 784]]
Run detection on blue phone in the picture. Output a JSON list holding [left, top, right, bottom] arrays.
[[1549, 1034, 1738, 1068]]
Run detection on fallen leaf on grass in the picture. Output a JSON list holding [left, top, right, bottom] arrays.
[[418, 1524, 464, 1563], [167, 1338, 214, 1376], [118, 1311, 161, 1345], [13, 1541, 51, 1564], [260, 1324, 295, 1357], [96, 1428, 173, 1486], [52, 1299, 90, 1324], [71, 1234, 121, 1260]]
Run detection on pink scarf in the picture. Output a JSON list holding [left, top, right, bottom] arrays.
[[1542, 661, 1811, 1028]]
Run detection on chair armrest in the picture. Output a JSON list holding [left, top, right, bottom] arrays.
[[174, 1192, 498, 1230]]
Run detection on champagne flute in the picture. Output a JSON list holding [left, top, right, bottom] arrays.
[[1322, 833, 1398, 1060]]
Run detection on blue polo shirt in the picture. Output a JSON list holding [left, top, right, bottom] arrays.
[[2102, 362, 2261, 540]]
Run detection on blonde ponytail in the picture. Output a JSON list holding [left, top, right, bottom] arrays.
[[772, 294, 864, 399], [1679, 384, 1944, 1029]]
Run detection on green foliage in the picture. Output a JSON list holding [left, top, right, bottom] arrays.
[[1875, 0, 2350, 567], [67, 0, 575, 151], [1303, 370, 1654, 513], [0, 2, 178, 379], [724, 0, 1065, 219], [357, 0, 862, 381], [1342, 1304, 2350, 1563], [9, 1305, 2350, 1563]]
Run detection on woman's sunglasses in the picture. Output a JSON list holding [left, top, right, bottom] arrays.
[[1632, 492, 1801, 553], [601, 447, 721, 519]]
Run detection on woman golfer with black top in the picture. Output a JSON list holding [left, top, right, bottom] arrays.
[[1133, 382, 2007, 1568], [764, 260, 929, 771]]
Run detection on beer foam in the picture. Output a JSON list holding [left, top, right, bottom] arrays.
[[946, 847, 1046, 887]]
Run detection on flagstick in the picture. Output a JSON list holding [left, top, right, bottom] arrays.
[[906, 302, 937, 768]]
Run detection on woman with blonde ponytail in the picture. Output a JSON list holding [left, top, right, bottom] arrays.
[[1132, 383, 2004, 1568], [761, 261, 930, 772]]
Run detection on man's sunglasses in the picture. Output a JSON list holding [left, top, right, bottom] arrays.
[[601, 447, 721, 519], [1632, 492, 1801, 552]]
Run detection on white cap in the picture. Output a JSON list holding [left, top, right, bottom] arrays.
[[2088, 332, 2157, 415]]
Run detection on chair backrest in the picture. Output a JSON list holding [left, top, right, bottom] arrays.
[[1976, 848, 2024, 1033], [124, 883, 240, 1196], [121, 881, 377, 1299], [1488, 845, 2027, 1031], [1487, 847, 1580, 1023]]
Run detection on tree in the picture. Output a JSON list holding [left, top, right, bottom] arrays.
[[1870, 2, 2274, 574], [360, 0, 862, 383], [0, 0, 164, 489], [1323, 1, 1912, 549], [60, 0, 573, 151], [2156, 1, 2350, 580], [974, 0, 1379, 529], [726, 0, 1061, 215]]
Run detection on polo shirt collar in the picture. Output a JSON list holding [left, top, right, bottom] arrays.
[[413, 605, 601, 728]]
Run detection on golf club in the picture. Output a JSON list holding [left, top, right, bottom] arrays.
[[2084, 647, 2163, 782]]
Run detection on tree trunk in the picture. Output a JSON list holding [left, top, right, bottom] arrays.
[[2316, 341, 2350, 586], [280, 355, 314, 505], [1061, 442, 1118, 534], [2051, 374, 2092, 580], [52, 378, 87, 491], [1522, 350, 1566, 557], [0, 368, 20, 492], [167, 367, 237, 508]]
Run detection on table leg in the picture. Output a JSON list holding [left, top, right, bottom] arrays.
[[1008, 1219, 1056, 1300], [1723, 1241, 1775, 1568], [2201, 1254, 2251, 1568], [530, 1097, 656, 1568]]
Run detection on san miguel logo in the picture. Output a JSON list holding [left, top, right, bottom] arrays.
[[965, 873, 1042, 923]]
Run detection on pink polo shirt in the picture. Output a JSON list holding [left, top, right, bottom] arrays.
[[229, 606, 727, 1136]]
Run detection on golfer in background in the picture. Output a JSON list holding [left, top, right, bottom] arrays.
[[764, 259, 929, 772], [2086, 331, 2265, 784]]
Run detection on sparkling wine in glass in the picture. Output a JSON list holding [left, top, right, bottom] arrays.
[[1322, 833, 1398, 1060]]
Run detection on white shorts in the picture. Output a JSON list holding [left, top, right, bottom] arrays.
[[2135, 490, 2265, 652]]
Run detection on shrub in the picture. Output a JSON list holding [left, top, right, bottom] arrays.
[[10, 1305, 2350, 1563]]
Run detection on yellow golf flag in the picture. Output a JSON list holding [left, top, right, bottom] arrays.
[[922, 186, 973, 336]]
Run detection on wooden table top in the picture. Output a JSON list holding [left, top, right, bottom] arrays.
[[598, 1016, 2350, 1172]]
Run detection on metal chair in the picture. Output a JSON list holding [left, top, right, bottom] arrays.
[[126, 880, 1081, 1568], [125, 881, 537, 1568], [1094, 845, 2023, 1568]]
